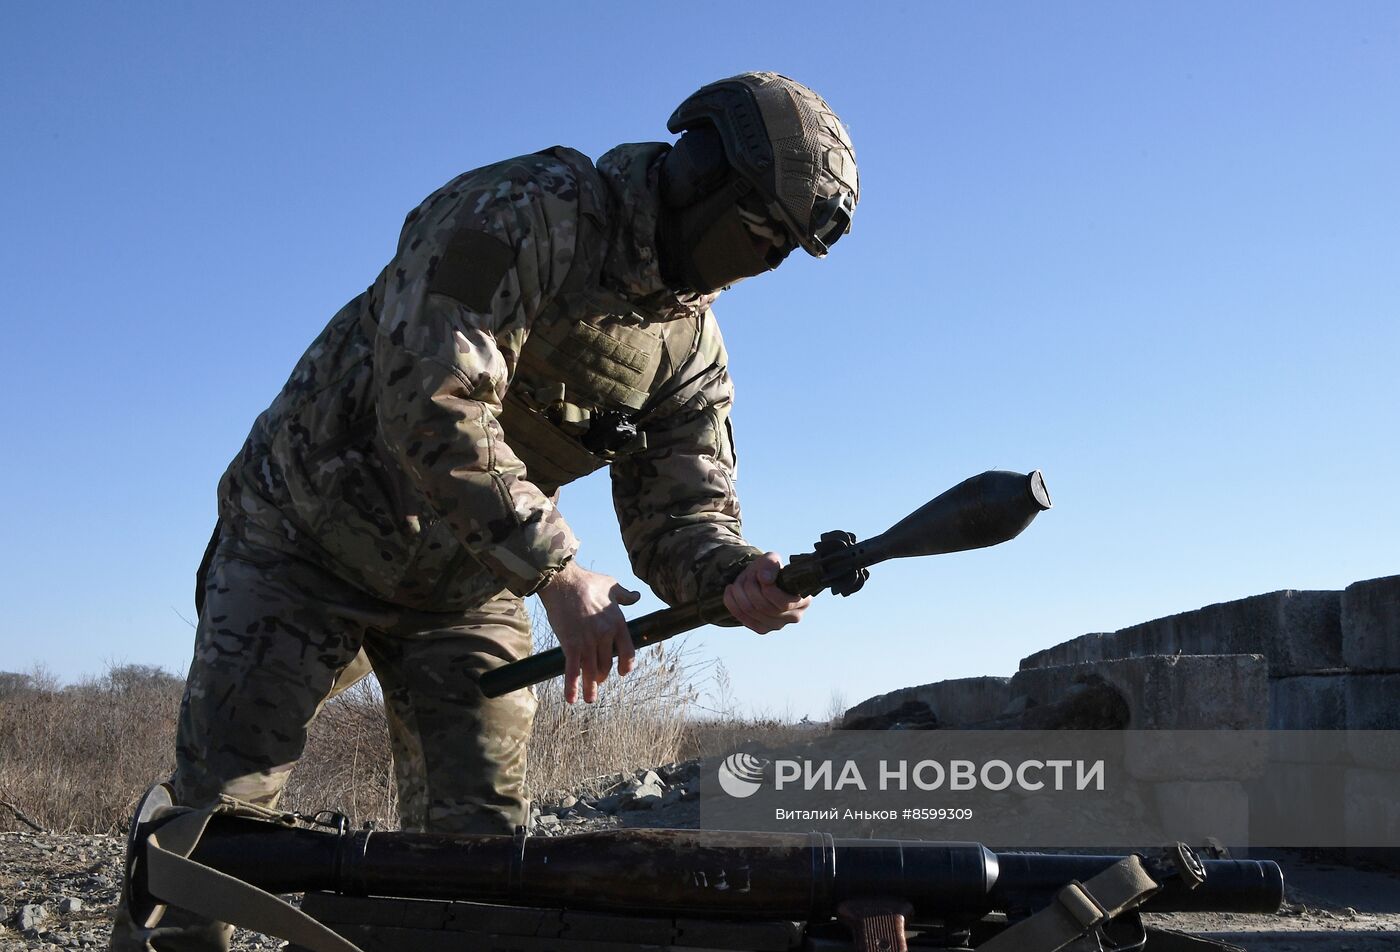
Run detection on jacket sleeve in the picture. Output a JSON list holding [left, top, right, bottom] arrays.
[[372, 161, 580, 596], [609, 310, 763, 606]]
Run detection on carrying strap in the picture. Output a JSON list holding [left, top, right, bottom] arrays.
[[143, 803, 365, 952], [976, 854, 1161, 952]]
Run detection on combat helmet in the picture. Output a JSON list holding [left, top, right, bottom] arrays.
[[658, 72, 859, 293]]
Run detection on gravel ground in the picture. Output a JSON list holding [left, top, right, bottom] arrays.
[[4, 761, 1398, 951], [0, 832, 123, 951]]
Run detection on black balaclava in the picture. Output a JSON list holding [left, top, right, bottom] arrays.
[[657, 126, 791, 294]]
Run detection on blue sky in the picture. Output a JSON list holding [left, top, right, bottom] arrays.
[[1, 2, 1396, 717]]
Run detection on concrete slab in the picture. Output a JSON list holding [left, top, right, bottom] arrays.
[[1345, 674, 1400, 730], [1343, 574, 1400, 672], [1265, 727, 1352, 767], [1152, 780, 1250, 849], [1021, 590, 1341, 676], [1345, 768, 1400, 850], [1345, 674, 1400, 768], [1269, 675, 1348, 731], [1018, 632, 1113, 671], [1009, 656, 1270, 781], [1009, 654, 1270, 731], [1246, 764, 1348, 846], [842, 676, 1012, 729], [1110, 590, 1341, 677]]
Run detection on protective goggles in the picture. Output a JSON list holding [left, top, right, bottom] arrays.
[[806, 189, 856, 255]]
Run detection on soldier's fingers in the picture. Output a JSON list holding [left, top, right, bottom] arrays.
[[616, 625, 637, 676], [768, 606, 808, 628], [612, 584, 641, 607], [563, 641, 582, 705], [726, 583, 774, 634], [754, 552, 784, 582], [766, 593, 812, 616], [594, 622, 615, 684], [747, 554, 802, 613], [755, 577, 802, 615], [580, 648, 599, 704], [739, 572, 786, 622], [725, 578, 759, 622]]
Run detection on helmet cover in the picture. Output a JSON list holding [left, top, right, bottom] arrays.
[[668, 71, 859, 257]]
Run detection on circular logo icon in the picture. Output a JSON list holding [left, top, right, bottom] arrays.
[[717, 752, 766, 798]]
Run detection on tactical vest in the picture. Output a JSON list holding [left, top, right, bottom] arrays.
[[497, 155, 703, 496], [219, 148, 713, 613]]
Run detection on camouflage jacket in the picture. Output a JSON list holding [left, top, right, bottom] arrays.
[[217, 143, 762, 611]]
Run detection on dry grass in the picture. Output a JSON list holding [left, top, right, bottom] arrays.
[[282, 675, 399, 827], [516, 603, 701, 801], [676, 662, 829, 763], [0, 665, 183, 834], [0, 605, 736, 833]]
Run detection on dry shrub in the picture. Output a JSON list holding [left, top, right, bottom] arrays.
[[677, 661, 830, 762], [0, 642, 818, 834], [0, 664, 182, 834], [0, 603, 707, 832], [281, 676, 398, 827], [525, 609, 698, 802], [284, 605, 707, 818]]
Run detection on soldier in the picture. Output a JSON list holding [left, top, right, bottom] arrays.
[[113, 71, 858, 950]]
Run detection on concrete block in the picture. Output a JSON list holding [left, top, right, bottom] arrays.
[[1010, 656, 1270, 781], [1267, 675, 1347, 731], [1111, 590, 1341, 677], [1152, 781, 1250, 850], [842, 677, 1012, 729], [1009, 654, 1269, 731], [1345, 767, 1400, 849], [1121, 731, 1270, 783], [1348, 731, 1400, 772], [1342, 574, 1400, 672], [1265, 726, 1352, 766], [1246, 763, 1347, 846], [1345, 673, 1400, 729], [924, 676, 1015, 725], [1019, 633, 1112, 671], [1345, 673, 1400, 767]]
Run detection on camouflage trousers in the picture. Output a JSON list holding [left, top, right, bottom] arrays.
[[111, 530, 537, 951]]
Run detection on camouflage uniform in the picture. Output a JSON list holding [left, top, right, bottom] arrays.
[[181, 139, 763, 814], [113, 142, 762, 951]]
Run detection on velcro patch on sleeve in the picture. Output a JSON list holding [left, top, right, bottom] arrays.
[[429, 229, 516, 314]]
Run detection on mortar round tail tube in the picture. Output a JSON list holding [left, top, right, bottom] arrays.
[[179, 822, 1281, 922], [479, 470, 1052, 699]]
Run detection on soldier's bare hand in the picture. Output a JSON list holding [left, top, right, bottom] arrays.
[[538, 561, 640, 704], [723, 552, 811, 634]]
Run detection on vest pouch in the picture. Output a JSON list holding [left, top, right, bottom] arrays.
[[517, 311, 665, 408], [501, 312, 668, 493], [498, 391, 609, 494]]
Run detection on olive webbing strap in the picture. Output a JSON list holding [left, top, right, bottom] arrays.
[[975, 854, 1161, 952], [144, 808, 365, 952]]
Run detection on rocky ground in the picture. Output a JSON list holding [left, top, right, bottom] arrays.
[[3, 760, 1398, 951]]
